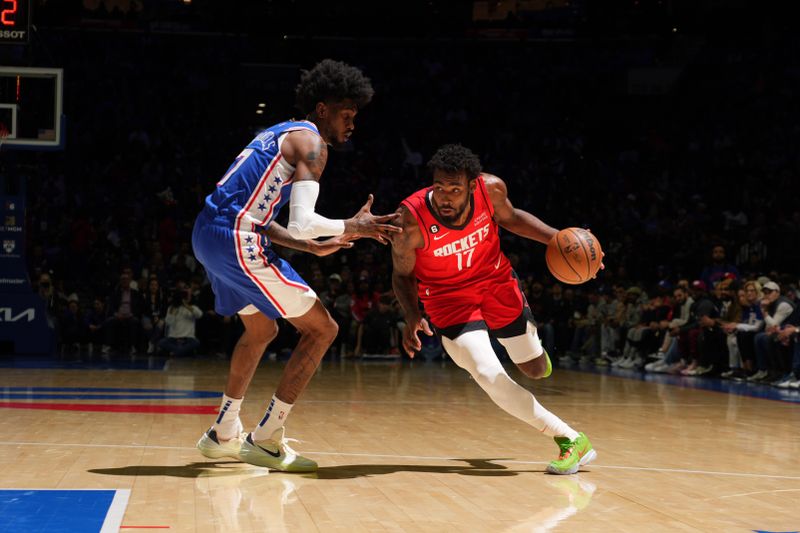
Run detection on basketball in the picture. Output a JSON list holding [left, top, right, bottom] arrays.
[[546, 227, 603, 284]]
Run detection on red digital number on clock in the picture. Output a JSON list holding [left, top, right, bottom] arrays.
[[1, 0, 18, 26]]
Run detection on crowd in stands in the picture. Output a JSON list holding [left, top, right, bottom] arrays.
[[4, 22, 799, 389]]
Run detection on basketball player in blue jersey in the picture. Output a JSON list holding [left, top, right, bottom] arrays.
[[193, 59, 401, 472]]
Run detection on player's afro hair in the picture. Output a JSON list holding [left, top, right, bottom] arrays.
[[295, 59, 374, 115], [427, 144, 482, 181]]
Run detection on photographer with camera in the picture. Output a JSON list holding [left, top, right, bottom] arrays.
[[157, 283, 203, 357]]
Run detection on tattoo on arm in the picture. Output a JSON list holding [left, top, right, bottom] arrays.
[[296, 138, 328, 182]]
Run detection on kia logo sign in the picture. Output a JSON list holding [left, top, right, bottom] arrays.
[[0, 307, 35, 322]]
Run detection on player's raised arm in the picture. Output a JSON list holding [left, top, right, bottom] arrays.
[[483, 173, 558, 245], [390, 205, 431, 355]]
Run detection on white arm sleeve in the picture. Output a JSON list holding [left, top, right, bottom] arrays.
[[286, 180, 345, 240]]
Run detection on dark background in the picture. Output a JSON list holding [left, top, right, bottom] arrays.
[[1, 0, 798, 354]]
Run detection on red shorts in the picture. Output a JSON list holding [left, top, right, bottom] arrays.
[[421, 273, 528, 338]]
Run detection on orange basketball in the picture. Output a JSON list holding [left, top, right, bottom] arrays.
[[545, 228, 603, 284]]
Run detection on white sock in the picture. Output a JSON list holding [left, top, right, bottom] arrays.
[[251, 395, 293, 441], [213, 394, 243, 441], [442, 330, 579, 440]]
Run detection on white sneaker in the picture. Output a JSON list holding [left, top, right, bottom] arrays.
[[625, 356, 643, 369], [611, 356, 629, 368], [747, 370, 769, 382], [240, 427, 318, 472], [645, 359, 669, 372], [197, 427, 246, 460], [651, 360, 670, 373], [789, 379, 800, 389], [695, 365, 714, 376]]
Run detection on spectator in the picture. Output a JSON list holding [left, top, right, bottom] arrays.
[[675, 280, 721, 375], [36, 272, 59, 334], [85, 297, 110, 355], [568, 287, 603, 364], [106, 270, 143, 354], [650, 286, 695, 373], [723, 281, 764, 380], [616, 286, 648, 369], [320, 273, 353, 357], [700, 245, 739, 291], [774, 319, 800, 388], [351, 272, 379, 356], [158, 286, 203, 357], [60, 294, 88, 351], [749, 281, 797, 382], [692, 279, 735, 376], [141, 276, 166, 354], [358, 294, 400, 356]]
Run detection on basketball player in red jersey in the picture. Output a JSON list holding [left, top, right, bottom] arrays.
[[391, 144, 596, 474]]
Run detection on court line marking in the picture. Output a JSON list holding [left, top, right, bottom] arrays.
[[2, 440, 799, 481], [101, 489, 131, 533], [716, 488, 800, 499], [300, 400, 727, 407]]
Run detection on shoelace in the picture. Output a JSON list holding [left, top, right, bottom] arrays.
[[281, 437, 302, 456]]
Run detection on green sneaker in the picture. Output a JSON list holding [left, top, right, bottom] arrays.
[[196, 428, 245, 460], [546, 432, 596, 475], [240, 427, 318, 472], [543, 349, 553, 378]]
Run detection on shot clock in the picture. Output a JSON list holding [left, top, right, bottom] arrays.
[[0, 0, 30, 44]]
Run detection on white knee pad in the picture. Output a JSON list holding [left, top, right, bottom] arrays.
[[497, 322, 544, 364]]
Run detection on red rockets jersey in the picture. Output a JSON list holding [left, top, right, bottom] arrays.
[[401, 175, 512, 302]]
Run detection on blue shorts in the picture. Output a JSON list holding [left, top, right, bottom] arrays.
[[192, 213, 317, 319]]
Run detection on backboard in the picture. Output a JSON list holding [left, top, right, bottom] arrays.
[[0, 66, 63, 149]]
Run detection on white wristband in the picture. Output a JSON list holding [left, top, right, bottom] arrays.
[[287, 180, 345, 239]]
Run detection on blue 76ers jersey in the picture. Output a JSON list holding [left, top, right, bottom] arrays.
[[203, 120, 319, 229]]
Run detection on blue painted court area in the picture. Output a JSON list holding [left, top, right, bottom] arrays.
[[0, 489, 128, 533], [0, 387, 220, 400], [565, 364, 800, 404]]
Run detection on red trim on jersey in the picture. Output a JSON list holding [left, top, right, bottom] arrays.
[[252, 222, 271, 269], [234, 154, 287, 315], [269, 263, 310, 291], [258, 177, 293, 226]]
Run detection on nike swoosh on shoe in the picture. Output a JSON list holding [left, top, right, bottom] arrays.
[[247, 434, 281, 458]]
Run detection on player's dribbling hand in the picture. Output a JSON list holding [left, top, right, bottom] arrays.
[[584, 227, 605, 278], [345, 194, 402, 245], [402, 316, 433, 358]]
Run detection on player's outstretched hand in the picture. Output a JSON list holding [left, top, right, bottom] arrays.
[[344, 194, 402, 245], [402, 316, 433, 358], [311, 234, 360, 257]]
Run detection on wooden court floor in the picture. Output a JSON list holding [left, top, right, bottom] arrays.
[[1, 357, 799, 532]]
